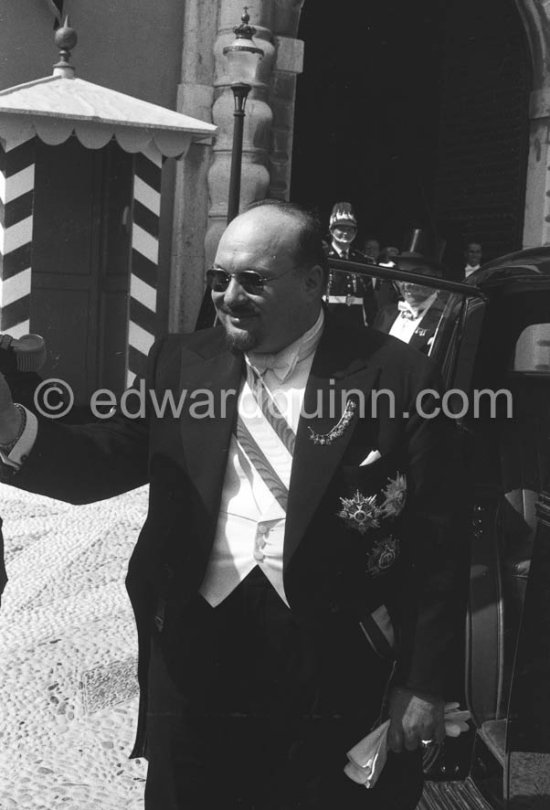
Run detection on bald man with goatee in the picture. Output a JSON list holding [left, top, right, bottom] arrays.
[[0, 201, 464, 810]]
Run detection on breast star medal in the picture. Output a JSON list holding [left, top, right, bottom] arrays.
[[379, 474, 407, 518], [338, 473, 407, 534], [337, 473, 407, 575], [338, 491, 381, 535], [366, 535, 400, 576]]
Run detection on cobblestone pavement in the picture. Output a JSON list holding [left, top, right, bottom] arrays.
[[0, 483, 149, 810], [0, 483, 451, 810]]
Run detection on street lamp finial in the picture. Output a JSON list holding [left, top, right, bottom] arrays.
[[234, 7, 256, 40]]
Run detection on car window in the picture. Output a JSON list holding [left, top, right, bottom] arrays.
[[369, 279, 468, 365], [511, 323, 550, 373]]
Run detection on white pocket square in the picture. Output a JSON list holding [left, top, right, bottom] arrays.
[[345, 719, 390, 787], [360, 449, 381, 467]]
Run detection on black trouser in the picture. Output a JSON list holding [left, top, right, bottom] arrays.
[[144, 568, 422, 810]]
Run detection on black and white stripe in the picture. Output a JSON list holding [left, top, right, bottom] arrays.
[[0, 136, 35, 337], [127, 146, 163, 386]]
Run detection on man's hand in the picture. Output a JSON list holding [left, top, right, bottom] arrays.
[[0, 371, 22, 446], [387, 687, 445, 752]]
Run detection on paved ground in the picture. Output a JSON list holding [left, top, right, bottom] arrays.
[[0, 483, 148, 809], [0, 483, 483, 810]]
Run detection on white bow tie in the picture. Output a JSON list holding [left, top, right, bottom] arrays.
[[397, 300, 421, 320]]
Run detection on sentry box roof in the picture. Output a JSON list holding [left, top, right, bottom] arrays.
[[0, 35, 216, 157]]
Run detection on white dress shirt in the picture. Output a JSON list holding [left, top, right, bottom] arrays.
[[464, 264, 481, 278], [388, 293, 438, 344], [199, 310, 324, 607]]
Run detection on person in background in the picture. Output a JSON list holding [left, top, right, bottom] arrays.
[[363, 237, 381, 263], [373, 254, 448, 355], [325, 202, 376, 326], [464, 242, 483, 278], [374, 245, 402, 311], [378, 246, 400, 267]]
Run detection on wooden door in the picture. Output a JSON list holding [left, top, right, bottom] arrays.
[[31, 138, 133, 410]]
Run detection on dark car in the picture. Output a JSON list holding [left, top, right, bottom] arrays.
[[327, 250, 550, 809], [197, 249, 550, 808], [436, 249, 550, 810]]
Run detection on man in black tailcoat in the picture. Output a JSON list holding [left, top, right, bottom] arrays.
[[0, 201, 465, 809], [0, 335, 44, 603], [374, 254, 448, 355]]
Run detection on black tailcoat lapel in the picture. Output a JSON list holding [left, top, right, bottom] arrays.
[[284, 321, 382, 567], [177, 334, 243, 552]]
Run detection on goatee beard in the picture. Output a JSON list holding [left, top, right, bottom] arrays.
[[224, 331, 259, 354]]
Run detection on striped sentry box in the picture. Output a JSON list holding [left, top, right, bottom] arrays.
[[127, 144, 163, 387], [0, 136, 35, 338]]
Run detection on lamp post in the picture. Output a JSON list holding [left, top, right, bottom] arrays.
[[195, 8, 263, 330], [223, 7, 264, 224]]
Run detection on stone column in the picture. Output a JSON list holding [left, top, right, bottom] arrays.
[[268, 35, 304, 200], [168, 0, 217, 333], [204, 0, 276, 268], [173, 0, 305, 331], [518, 0, 550, 247], [523, 87, 550, 247]]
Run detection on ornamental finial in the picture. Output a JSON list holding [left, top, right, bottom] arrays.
[[53, 16, 78, 78], [234, 7, 256, 40]]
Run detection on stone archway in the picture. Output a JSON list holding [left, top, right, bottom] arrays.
[[208, 0, 550, 256], [513, 0, 550, 246], [514, 0, 550, 86], [292, 0, 532, 271], [172, 0, 547, 330], [294, 0, 550, 253]]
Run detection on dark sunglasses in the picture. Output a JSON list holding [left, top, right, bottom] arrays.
[[206, 266, 295, 294]]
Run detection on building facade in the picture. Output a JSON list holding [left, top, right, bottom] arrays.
[[1, 0, 550, 397]]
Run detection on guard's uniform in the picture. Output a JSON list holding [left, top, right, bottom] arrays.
[[326, 246, 377, 327]]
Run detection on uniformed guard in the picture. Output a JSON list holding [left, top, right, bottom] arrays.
[[325, 202, 377, 326]]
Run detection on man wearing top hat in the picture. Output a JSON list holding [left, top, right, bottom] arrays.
[[373, 254, 448, 355], [325, 202, 377, 326]]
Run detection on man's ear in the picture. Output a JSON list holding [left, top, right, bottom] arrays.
[[304, 264, 325, 297]]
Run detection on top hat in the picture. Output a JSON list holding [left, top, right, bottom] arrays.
[[402, 227, 446, 262], [329, 202, 358, 231], [394, 251, 445, 278]]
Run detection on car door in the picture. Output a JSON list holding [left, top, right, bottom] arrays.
[[447, 279, 550, 809]]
